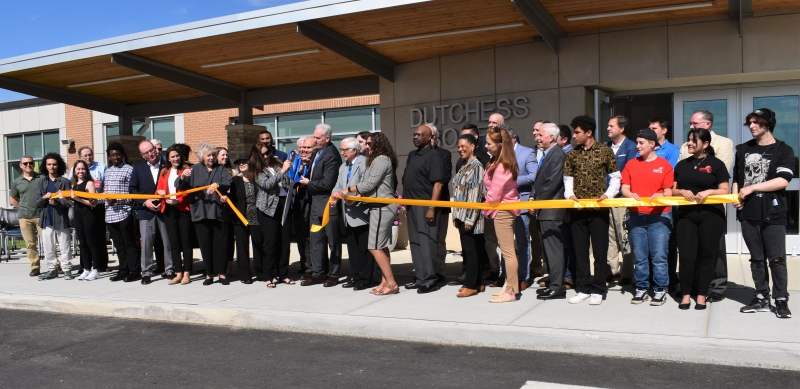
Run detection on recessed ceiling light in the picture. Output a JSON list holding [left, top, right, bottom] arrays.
[[67, 74, 150, 88], [566, 2, 714, 21], [200, 49, 321, 68], [367, 23, 525, 45]]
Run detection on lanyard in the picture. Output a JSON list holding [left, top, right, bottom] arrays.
[[347, 156, 358, 182]]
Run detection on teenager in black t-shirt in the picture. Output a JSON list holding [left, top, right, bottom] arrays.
[[672, 129, 730, 310], [733, 108, 794, 319]]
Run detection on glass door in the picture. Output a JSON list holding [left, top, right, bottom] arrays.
[[674, 89, 741, 253], [741, 86, 800, 254]]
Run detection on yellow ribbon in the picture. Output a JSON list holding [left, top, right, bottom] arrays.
[[53, 184, 248, 226], [310, 194, 740, 232]]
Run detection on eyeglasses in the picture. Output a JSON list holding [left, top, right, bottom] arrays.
[[20, 162, 34, 166], [157, 147, 163, 151], [140, 148, 156, 156], [366, 142, 372, 146], [262, 151, 270, 156]]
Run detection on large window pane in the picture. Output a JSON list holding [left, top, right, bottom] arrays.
[[151, 118, 175, 147], [278, 113, 320, 137], [105, 124, 120, 137], [254, 116, 276, 134], [7, 135, 23, 160], [43, 132, 60, 155], [324, 108, 373, 133], [753, 96, 799, 177], [24, 133, 42, 159], [277, 138, 298, 154], [375, 108, 380, 131], [683, 99, 728, 138]]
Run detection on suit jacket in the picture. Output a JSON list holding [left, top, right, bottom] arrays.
[[129, 159, 164, 220], [514, 143, 538, 204], [532, 145, 566, 221], [332, 156, 369, 227], [308, 142, 342, 222], [606, 137, 637, 197], [679, 130, 734, 171], [285, 162, 311, 225]]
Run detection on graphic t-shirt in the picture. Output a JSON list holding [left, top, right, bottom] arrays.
[[736, 142, 794, 224], [674, 155, 730, 217], [621, 156, 674, 214]]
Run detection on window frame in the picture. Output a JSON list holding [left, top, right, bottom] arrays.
[[6, 129, 61, 190]]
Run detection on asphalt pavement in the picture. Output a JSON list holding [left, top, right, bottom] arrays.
[[1, 309, 798, 389]]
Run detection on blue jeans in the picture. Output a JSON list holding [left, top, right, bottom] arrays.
[[626, 210, 671, 291]]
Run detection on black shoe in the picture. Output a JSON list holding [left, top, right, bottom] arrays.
[[678, 303, 691, 310], [417, 284, 439, 294], [341, 280, 356, 288], [707, 292, 725, 303], [535, 287, 551, 295], [436, 274, 445, 284], [240, 279, 254, 285], [485, 271, 499, 281], [695, 303, 706, 310], [352, 283, 369, 291], [775, 300, 792, 318], [631, 289, 649, 305], [404, 282, 420, 290], [110, 273, 128, 282], [741, 297, 771, 313], [124, 274, 141, 283], [219, 277, 229, 285], [203, 278, 214, 286], [537, 290, 566, 300], [140, 276, 152, 285]]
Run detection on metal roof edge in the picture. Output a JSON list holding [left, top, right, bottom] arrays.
[[0, 97, 56, 111], [0, 0, 430, 74]]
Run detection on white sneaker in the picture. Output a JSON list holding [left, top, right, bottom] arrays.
[[85, 270, 99, 281], [589, 294, 603, 305], [77, 270, 90, 280], [569, 292, 591, 304]]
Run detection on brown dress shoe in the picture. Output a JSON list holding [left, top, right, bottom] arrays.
[[29, 269, 40, 277], [564, 279, 574, 290], [519, 280, 528, 291], [457, 288, 478, 298], [301, 271, 312, 280], [323, 277, 338, 287], [489, 278, 505, 288], [301, 275, 324, 286]]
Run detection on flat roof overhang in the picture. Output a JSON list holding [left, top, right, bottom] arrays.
[[0, 0, 788, 122]]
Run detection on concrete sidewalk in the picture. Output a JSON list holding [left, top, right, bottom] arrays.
[[0, 244, 798, 371]]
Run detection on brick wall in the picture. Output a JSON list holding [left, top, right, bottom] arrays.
[[64, 105, 93, 166]]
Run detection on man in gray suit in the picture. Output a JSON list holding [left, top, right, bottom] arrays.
[[532, 123, 567, 300], [331, 138, 372, 290]]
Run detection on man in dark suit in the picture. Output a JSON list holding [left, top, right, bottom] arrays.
[[129, 140, 172, 285], [532, 123, 567, 300], [430, 125, 452, 283], [299, 124, 342, 286]]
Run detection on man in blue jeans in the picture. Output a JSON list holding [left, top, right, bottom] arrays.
[[620, 129, 674, 306]]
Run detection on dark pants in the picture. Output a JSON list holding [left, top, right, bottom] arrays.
[[676, 208, 725, 296], [346, 224, 373, 285], [539, 219, 565, 293], [257, 207, 282, 281], [407, 205, 439, 287], [562, 220, 576, 281], [93, 203, 109, 270], [74, 207, 103, 271], [667, 206, 679, 289], [741, 220, 789, 299], [456, 220, 484, 290], [164, 205, 194, 273], [107, 214, 140, 276], [709, 236, 728, 294], [195, 219, 228, 277], [310, 208, 342, 278], [277, 198, 292, 279], [293, 204, 311, 272], [570, 210, 609, 295], [233, 223, 264, 281]]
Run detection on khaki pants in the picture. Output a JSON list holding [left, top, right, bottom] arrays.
[[494, 211, 519, 295], [607, 207, 634, 278], [19, 218, 43, 271]]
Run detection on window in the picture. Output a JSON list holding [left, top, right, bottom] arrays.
[[259, 107, 379, 153], [105, 121, 145, 137], [683, 99, 728, 138], [6, 131, 60, 187]]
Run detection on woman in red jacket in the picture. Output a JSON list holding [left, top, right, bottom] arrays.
[[157, 144, 194, 285]]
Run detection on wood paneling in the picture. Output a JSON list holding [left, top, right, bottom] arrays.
[[541, 0, 729, 32], [753, 0, 800, 11]]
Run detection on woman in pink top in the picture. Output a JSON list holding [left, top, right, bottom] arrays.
[[483, 127, 520, 303]]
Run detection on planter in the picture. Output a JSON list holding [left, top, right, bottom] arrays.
[[388, 225, 399, 252]]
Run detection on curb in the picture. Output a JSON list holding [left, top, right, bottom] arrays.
[[1, 293, 798, 371]]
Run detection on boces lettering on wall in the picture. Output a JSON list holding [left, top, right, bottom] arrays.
[[409, 96, 530, 147]]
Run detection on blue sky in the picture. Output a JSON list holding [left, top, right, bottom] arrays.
[[0, 0, 304, 103]]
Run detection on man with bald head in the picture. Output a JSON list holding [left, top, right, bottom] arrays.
[[403, 124, 445, 293]]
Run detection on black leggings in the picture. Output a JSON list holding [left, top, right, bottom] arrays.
[[676, 208, 725, 296], [164, 206, 194, 273], [74, 206, 103, 271], [257, 202, 283, 281], [195, 219, 228, 277], [234, 223, 264, 281], [457, 220, 485, 290]]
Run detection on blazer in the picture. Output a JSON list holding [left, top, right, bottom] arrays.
[[308, 142, 342, 222], [156, 167, 190, 213], [355, 155, 396, 201], [129, 160, 164, 220], [532, 145, 566, 221], [178, 163, 232, 222], [284, 162, 311, 225], [255, 166, 292, 218], [229, 176, 254, 225], [606, 137, 637, 197], [34, 176, 72, 230], [514, 142, 538, 204], [332, 155, 369, 227]]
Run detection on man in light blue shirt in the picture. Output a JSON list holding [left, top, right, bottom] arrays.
[[69, 146, 107, 191], [647, 118, 679, 167]]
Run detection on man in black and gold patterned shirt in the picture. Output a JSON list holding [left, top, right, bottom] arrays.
[[563, 115, 620, 306]]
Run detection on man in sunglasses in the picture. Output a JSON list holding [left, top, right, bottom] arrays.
[[10, 156, 45, 277]]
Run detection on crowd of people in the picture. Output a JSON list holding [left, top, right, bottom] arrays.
[[7, 108, 793, 319]]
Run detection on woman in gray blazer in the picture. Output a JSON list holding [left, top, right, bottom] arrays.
[[178, 142, 232, 286], [251, 142, 292, 287], [335, 133, 399, 295]]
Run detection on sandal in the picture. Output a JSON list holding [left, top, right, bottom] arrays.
[[266, 281, 276, 288], [281, 278, 295, 285], [370, 281, 387, 295], [376, 283, 399, 295]]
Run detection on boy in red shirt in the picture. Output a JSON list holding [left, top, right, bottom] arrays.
[[621, 128, 674, 306]]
